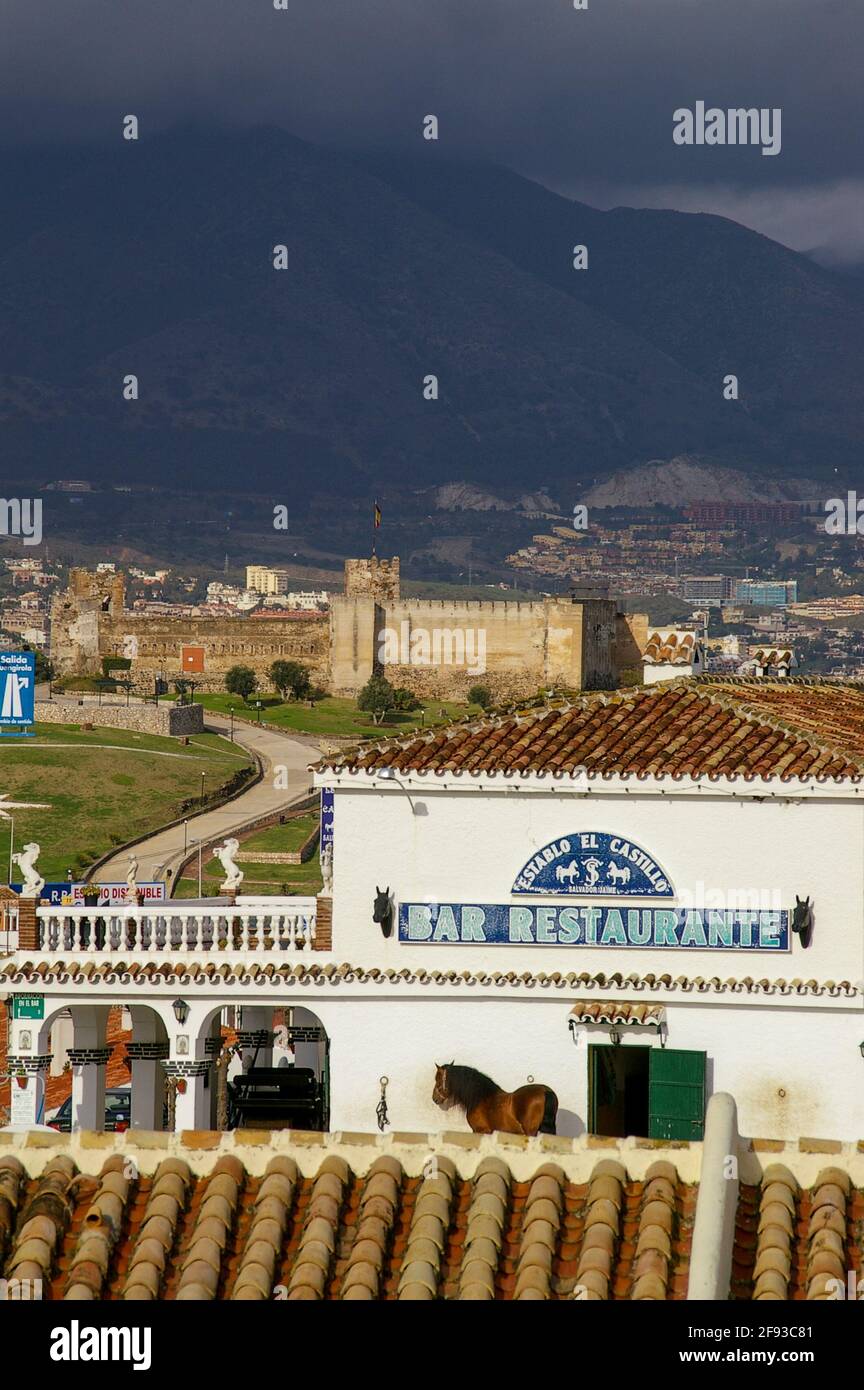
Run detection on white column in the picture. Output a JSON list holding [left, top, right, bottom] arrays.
[[49, 1012, 74, 1078], [8, 1018, 50, 1127], [127, 1007, 169, 1130], [169, 1065, 212, 1130], [68, 1005, 111, 1131], [291, 1006, 323, 1072]]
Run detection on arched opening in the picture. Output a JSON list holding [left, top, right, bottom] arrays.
[[215, 1004, 330, 1132], [36, 1004, 170, 1133]]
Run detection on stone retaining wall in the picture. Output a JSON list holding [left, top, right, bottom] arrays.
[[35, 699, 204, 737]]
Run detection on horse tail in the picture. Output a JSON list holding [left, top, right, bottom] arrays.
[[539, 1088, 558, 1135]]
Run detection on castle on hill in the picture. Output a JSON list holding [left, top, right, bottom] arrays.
[[50, 557, 647, 701]]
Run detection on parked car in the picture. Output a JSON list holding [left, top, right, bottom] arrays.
[[47, 1086, 131, 1133]]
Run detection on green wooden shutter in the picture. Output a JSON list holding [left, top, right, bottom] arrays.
[[648, 1049, 706, 1140]]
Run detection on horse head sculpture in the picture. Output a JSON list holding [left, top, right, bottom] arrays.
[[373, 885, 393, 938], [791, 894, 813, 949]]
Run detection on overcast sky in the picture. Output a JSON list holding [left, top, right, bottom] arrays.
[[3, 0, 862, 260]]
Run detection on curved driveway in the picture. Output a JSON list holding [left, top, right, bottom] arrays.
[[92, 715, 317, 889]]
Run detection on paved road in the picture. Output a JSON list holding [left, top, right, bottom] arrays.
[[92, 715, 317, 889]]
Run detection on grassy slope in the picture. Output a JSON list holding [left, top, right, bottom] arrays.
[[240, 815, 318, 854], [0, 723, 251, 881], [174, 692, 478, 739]]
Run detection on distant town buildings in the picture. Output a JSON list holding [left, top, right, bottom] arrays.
[[732, 578, 798, 607], [683, 502, 805, 526], [679, 575, 733, 606], [246, 565, 290, 594], [787, 594, 864, 620]]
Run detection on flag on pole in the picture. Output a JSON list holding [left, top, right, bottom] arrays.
[[374, 500, 382, 528]]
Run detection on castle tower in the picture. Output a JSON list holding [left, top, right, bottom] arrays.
[[50, 569, 126, 675], [343, 556, 400, 603]]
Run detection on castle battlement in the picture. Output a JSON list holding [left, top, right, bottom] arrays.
[[51, 559, 646, 702]]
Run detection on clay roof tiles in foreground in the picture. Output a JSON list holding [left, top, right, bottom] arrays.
[[2, 1137, 862, 1301], [316, 678, 864, 783], [732, 1163, 864, 1300], [0, 1146, 696, 1301]]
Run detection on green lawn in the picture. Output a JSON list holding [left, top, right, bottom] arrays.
[[171, 692, 479, 740], [0, 722, 252, 881], [240, 814, 318, 855]]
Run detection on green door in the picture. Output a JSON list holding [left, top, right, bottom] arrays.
[[648, 1049, 706, 1140]]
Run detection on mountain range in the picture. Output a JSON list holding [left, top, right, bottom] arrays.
[[1, 125, 862, 500]]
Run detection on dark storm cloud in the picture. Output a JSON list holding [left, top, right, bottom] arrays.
[[3, 0, 863, 255]]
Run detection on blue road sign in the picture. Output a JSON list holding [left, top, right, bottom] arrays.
[[0, 651, 35, 730]]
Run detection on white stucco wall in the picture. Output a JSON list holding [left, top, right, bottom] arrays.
[[297, 993, 864, 1141], [307, 775, 864, 1139], [324, 779, 864, 987], [12, 986, 864, 1139]]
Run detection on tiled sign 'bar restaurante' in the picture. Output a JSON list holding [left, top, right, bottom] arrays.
[[4, 675, 864, 1144]]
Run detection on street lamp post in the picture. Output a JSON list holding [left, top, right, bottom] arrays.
[[183, 819, 188, 853], [200, 773, 206, 803], [229, 709, 234, 742], [7, 815, 13, 885]]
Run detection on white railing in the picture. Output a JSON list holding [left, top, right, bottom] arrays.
[[32, 899, 318, 954]]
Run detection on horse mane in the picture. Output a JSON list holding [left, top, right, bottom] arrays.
[[445, 1064, 499, 1110]]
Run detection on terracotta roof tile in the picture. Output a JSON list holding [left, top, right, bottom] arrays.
[[316, 679, 864, 782], [0, 1147, 705, 1300], [731, 1162, 863, 1301], [569, 1002, 666, 1028], [1, 960, 856, 998], [644, 630, 698, 665]]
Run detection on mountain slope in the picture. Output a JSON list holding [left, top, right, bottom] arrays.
[[0, 127, 858, 494], [361, 152, 864, 474]]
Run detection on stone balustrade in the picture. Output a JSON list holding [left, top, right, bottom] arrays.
[[31, 898, 318, 954]]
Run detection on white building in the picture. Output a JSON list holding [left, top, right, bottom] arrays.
[[246, 565, 291, 595], [3, 676, 864, 1144], [642, 629, 704, 683]]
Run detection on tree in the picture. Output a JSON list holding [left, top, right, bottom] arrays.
[[391, 686, 420, 712], [468, 684, 492, 710], [225, 665, 257, 702], [268, 659, 311, 701], [357, 672, 396, 724]]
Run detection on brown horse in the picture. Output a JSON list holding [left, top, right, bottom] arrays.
[[432, 1062, 558, 1136]]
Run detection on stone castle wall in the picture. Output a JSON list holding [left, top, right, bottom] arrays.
[[49, 611, 331, 694], [52, 560, 647, 700], [35, 697, 204, 736]]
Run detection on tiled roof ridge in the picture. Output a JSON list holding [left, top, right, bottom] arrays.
[[0, 958, 857, 997], [315, 676, 864, 780], [312, 684, 665, 773]]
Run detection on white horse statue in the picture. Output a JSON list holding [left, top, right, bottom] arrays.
[[320, 844, 333, 895], [215, 837, 244, 892], [13, 842, 44, 898]]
